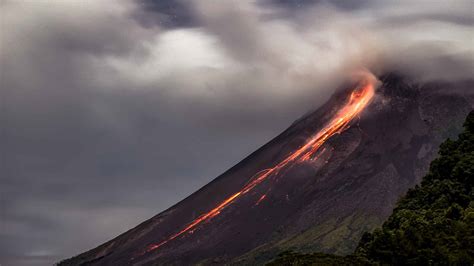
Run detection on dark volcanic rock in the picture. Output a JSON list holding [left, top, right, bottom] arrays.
[[59, 75, 473, 265]]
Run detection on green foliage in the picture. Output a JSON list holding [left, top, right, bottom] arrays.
[[267, 251, 370, 266], [269, 111, 474, 265]]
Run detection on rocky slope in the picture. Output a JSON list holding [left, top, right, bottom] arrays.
[[59, 74, 472, 265], [269, 110, 474, 265]]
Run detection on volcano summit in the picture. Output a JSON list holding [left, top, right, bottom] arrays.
[[59, 74, 472, 265]]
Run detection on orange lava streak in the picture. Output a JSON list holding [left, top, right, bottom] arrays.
[[143, 81, 375, 255], [255, 194, 267, 206]]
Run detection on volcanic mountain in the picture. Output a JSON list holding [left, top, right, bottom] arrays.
[[60, 74, 472, 265]]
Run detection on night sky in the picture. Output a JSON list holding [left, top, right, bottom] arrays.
[[1, 0, 473, 265]]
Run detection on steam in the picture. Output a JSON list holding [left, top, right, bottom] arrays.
[[2, 0, 471, 119]]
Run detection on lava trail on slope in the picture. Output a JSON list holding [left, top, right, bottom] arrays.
[[59, 73, 474, 266], [136, 78, 375, 258]]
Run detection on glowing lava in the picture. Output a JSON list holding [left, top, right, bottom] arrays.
[[255, 194, 267, 206], [141, 79, 375, 255]]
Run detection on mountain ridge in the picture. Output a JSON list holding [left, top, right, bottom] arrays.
[[59, 74, 472, 265]]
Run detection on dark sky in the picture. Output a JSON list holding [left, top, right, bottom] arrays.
[[1, 0, 472, 265]]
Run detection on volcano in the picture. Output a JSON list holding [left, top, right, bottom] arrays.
[[59, 74, 472, 265]]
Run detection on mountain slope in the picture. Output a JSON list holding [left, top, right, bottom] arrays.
[[59, 74, 472, 265], [269, 110, 474, 265]]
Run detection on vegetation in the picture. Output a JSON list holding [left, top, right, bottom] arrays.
[[269, 111, 474, 265]]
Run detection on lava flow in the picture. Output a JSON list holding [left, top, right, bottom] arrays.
[[140, 79, 375, 256]]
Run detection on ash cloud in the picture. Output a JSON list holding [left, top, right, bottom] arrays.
[[1, 0, 472, 265]]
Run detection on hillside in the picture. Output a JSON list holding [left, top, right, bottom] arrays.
[[269, 110, 474, 265], [58, 75, 472, 265]]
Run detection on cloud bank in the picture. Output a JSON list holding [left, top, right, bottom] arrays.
[[1, 0, 472, 265]]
